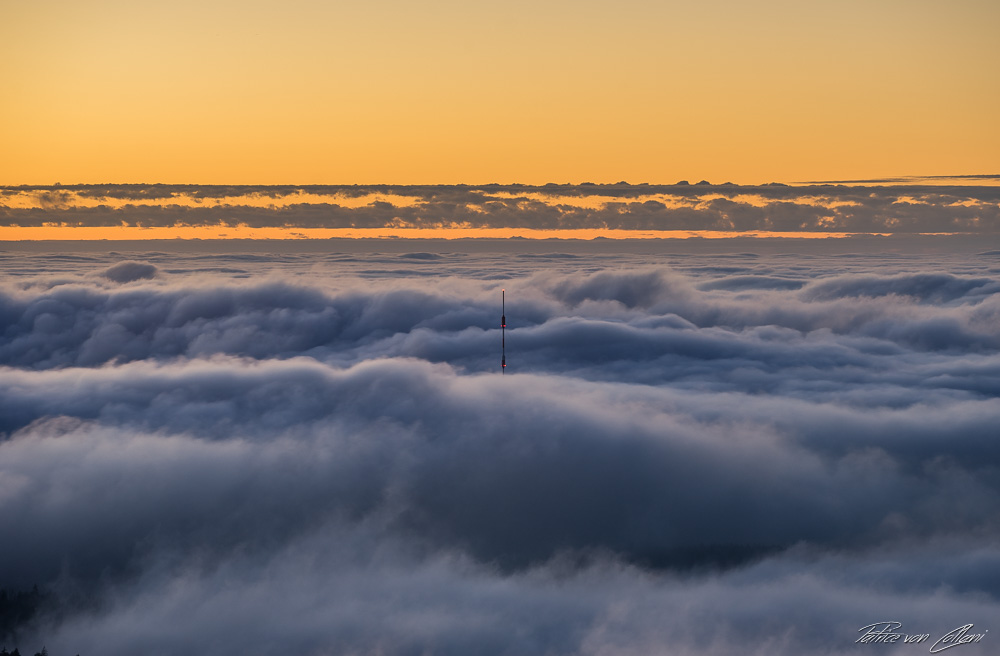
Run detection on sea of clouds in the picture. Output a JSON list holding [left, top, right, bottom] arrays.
[[2, 240, 999, 655]]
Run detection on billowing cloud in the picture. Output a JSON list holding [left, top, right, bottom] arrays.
[[1, 248, 999, 655]]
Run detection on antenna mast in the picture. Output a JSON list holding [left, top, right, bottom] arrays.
[[501, 289, 506, 374]]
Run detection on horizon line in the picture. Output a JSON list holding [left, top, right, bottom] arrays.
[[4, 174, 1000, 189]]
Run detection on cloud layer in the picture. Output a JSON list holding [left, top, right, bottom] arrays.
[[3, 181, 1000, 233], [2, 248, 999, 655]]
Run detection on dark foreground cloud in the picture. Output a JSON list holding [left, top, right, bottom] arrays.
[[4, 360, 1000, 655], [1, 252, 999, 655], [33, 528, 1000, 656]]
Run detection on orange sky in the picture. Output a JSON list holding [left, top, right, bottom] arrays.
[[2, 0, 998, 186]]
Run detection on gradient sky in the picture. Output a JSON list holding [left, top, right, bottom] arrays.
[[3, 0, 998, 185]]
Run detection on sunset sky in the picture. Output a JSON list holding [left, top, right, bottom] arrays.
[[3, 0, 998, 185]]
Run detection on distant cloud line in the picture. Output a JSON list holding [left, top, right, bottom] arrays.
[[2, 182, 1000, 233]]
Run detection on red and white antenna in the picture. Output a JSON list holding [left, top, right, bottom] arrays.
[[501, 289, 506, 374]]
